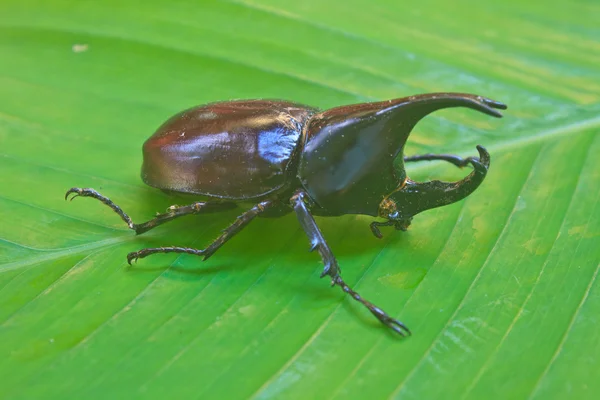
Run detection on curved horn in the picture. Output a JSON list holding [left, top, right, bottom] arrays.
[[306, 93, 506, 163], [376, 93, 507, 154], [392, 145, 491, 218]]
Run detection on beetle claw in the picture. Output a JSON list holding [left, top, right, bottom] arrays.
[[367, 304, 412, 336], [65, 187, 83, 201], [126, 252, 139, 265], [64, 187, 106, 202], [385, 317, 412, 337]]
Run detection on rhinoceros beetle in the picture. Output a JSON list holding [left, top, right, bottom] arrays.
[[66, 93, 507, 336]]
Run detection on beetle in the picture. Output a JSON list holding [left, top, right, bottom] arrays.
[[66, 93, 506, 336]]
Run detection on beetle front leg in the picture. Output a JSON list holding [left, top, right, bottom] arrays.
[[370, 218, 412, 239], [291, 191, 410, 336], [65, 187, 233, 235]]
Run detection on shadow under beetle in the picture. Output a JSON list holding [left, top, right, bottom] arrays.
[[66, 93, 507, 336]]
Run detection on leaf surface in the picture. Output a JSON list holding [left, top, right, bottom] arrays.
[[0, 1, 599, 398]]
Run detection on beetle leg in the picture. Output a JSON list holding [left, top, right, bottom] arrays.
[[404, 153, 479, 168], [65, 187, 233, 235], [126, 200, 274, 264], [291, 191, 410, 337]]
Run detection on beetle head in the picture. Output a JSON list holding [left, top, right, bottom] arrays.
[[297, 93, 505, 230]]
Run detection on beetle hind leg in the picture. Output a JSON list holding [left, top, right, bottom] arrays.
[[65, 187, 233, 235], [127, 200, 274, 264], [291, 191, 411, 337]]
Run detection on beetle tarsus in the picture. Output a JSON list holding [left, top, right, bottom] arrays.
[[127, 246, 206, 264], [65, 187, 135, 228], [333, 275, 411, 337]]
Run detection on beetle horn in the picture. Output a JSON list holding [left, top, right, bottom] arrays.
[[307, 93, 506, 159], [392, 145, 490, 218], [375, 93, 506, 154]]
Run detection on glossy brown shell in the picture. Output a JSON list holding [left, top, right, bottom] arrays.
[[141, 100, 317, 200]]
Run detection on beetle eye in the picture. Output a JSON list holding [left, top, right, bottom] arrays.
[[389, 211, 400, 219]]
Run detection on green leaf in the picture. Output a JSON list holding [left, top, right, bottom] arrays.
[[1, 0, 598, 399]]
